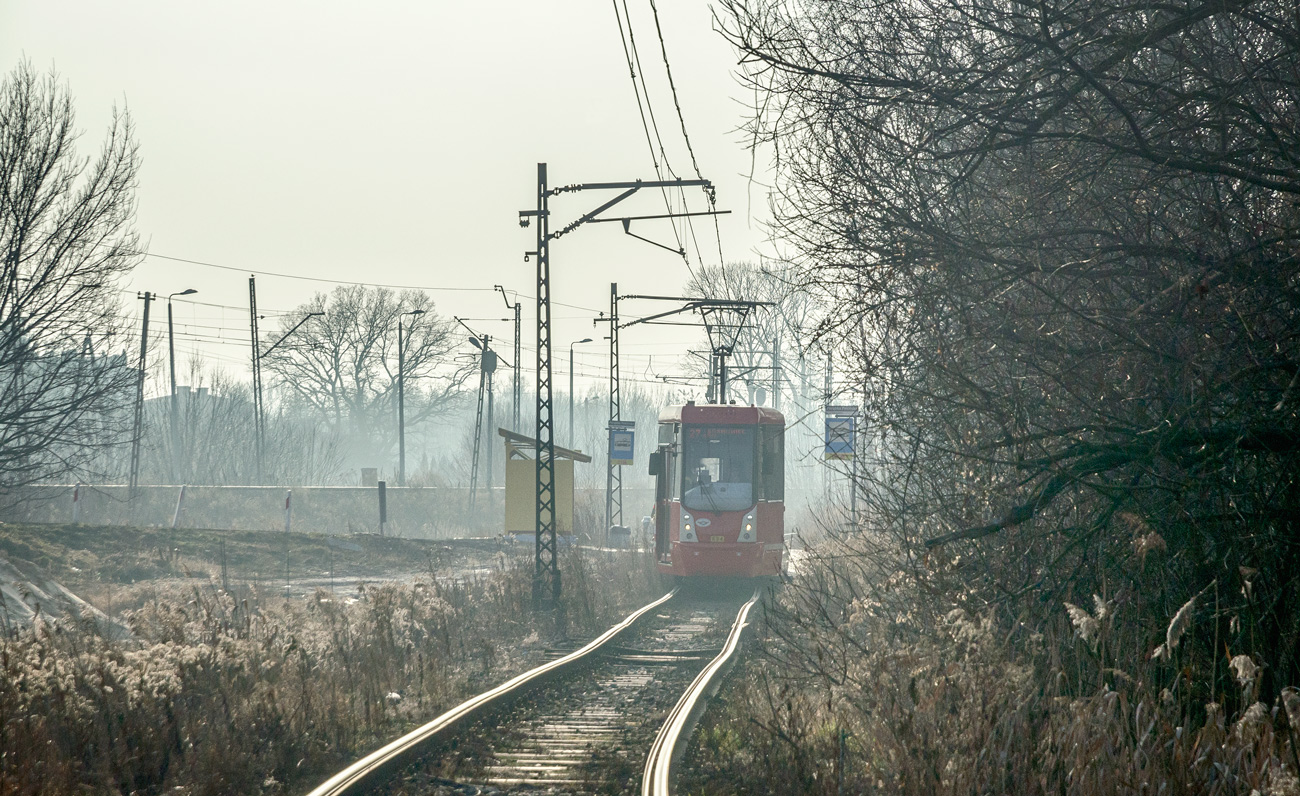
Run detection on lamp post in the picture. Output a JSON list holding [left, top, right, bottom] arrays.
[[167, 289, 197, 483], [495, 286, 522, 431], [569, 338, 592, 448], [398, 309, 425, 486]]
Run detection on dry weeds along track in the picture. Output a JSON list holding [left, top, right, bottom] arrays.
[[306, 585, 760, 796]]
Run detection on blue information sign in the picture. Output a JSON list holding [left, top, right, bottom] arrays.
[[824, 415, 856, 460], [609, 423, 635, 466]]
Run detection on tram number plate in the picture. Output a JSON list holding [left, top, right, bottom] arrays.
[[709, 535, 725, 543]]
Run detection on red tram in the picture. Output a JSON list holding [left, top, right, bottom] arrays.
[[648, 402, 785, 578]]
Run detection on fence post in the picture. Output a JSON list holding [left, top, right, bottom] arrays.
[[284, 489, 293, 533], [378, 480, 387, 536], [171, 485, 186, 529]]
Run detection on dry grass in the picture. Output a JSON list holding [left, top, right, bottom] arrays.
[[684, 547, 1300, 796], [0, 544, 663, 796]]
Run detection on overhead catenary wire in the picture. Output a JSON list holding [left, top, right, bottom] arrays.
[[647, 0, 726, 268], [609, 0, 692, 274]]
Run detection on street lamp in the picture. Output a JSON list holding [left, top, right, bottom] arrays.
[[495, 285, 522, 431], [398, 309, 425, 486], [569, 338, 593, 448], [167, 289, 197, 483]]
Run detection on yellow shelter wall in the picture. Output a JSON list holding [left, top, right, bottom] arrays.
[[504, 458, 574, 534]]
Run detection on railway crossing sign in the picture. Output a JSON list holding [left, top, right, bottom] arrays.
[[824, 405, 858, 460], [609, 420, 635, 466]]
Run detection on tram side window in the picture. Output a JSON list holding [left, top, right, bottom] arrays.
[[760, 426, 784, 500]]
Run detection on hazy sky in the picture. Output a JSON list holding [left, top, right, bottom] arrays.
[[2, 1, 775, 394]]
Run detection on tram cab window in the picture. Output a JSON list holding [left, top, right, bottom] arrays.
[[759, 425, 784, 501], [681, 425, 755, 512]]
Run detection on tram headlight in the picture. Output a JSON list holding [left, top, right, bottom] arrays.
[[738, 511, 757, 543], [680, 512, 697, 543]]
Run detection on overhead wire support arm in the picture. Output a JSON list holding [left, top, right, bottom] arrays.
[[616, 295, 775, 403], [554, 178, 712, 193], [618, 298, 773, 330], [622, 294, 768, 306], [260, 312, 325, 359], [586, 210, 728, 224], [544, 178, 716, 241]]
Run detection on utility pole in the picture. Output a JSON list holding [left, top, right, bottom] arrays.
[[496, 285, 522, 432], [772, 332, 781, 411], [519, 164, 720, 607], [398, 309, 425, 487], [248, 276, 264, 484], [527, 163, 556, 607], [824, 353, 833, 494], [455, 316, 511, 506], [486, 347, 496, 492], [600, 283, 622, 542], [468, 333, 497, 505], [129, 292, 154, 500], [167, 289, 197, 484]]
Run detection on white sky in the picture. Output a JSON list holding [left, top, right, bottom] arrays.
[[2, 0, 776, 394]]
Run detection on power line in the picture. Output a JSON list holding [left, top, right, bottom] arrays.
[[132, 253, 605, 313], [118, 288, 297, 318], [138, 250, 497, 293]]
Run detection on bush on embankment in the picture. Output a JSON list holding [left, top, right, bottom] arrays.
[[685, 535, 1300, 796]]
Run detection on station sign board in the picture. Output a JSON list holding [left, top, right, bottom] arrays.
[[824, 405, 857, 460], [609, 420, 636, 466]]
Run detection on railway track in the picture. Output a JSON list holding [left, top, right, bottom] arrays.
[[306, 584, 760, 796]]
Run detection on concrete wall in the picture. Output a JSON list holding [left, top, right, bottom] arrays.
[[1, 484, 660, 540]]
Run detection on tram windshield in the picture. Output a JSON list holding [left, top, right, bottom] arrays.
[[681, 425, 755, 512]]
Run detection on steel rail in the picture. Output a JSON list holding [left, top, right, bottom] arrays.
[[306, 588, 678, 796], [642, 588, 761, 796]]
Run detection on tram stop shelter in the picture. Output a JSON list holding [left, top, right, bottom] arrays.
[[498, 428, 592, 541]]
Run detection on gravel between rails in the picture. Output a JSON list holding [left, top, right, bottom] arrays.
[[378, 588, 753, 796]]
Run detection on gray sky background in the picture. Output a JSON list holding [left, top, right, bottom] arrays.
[[2, 1, 776, 395]]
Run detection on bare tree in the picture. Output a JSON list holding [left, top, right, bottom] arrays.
[[721, 0, 1300, 701], [260, 285, 470, 463], [131, 360, 346, 486], [0, 61, 140, 494]]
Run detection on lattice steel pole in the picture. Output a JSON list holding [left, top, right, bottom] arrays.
[[605, 283, 622, 542], [532, 164, 559, 605], [512, 302, 521, 431], [518, 167, 717, 606]]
